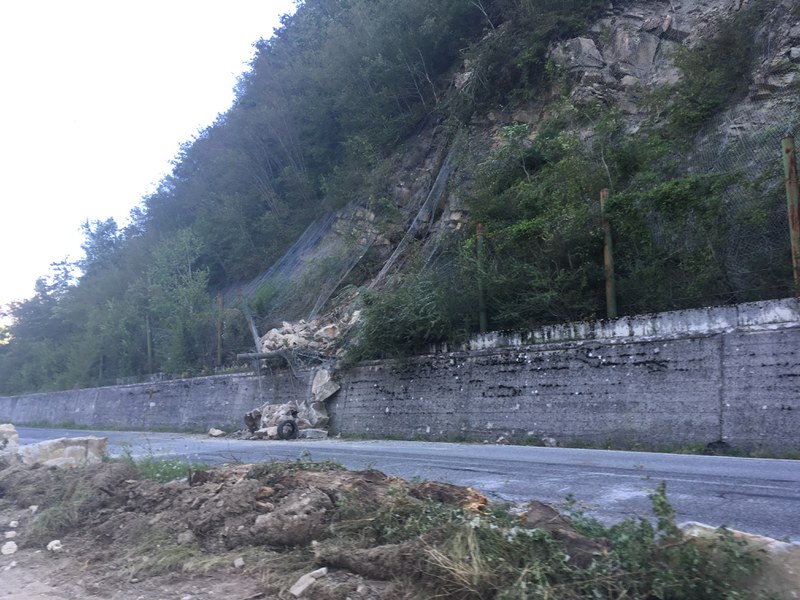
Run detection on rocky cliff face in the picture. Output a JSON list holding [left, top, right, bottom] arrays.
[[248, 0, 799, 349], [548, 0, 798, 122]]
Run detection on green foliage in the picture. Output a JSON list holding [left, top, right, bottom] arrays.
[[605, 174, 739, 312], [567, 483, 767, 599], [368, 487, 468, 545], [120, 444, 208, 483], [666, 0, 774, 132], [245, 450, 344, 485], [348, 255, 480, 361], [416, 482, 769, 599]]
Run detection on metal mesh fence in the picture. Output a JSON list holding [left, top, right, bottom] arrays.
[[683, 97, 798, 302]]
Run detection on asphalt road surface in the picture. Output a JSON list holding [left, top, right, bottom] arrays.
[[15, 427, 800, 542]]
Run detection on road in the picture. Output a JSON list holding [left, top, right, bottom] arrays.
[[15, 427, 800, 542]]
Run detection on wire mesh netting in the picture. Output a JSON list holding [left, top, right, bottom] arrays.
[[680, 97, 798, 302]]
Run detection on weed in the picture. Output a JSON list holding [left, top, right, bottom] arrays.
[[420, 482, 771, 599], [245, 449, 343, 484], [118, 444, 208, 482]]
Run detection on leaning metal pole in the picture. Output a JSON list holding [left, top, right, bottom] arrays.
[[782, 136, 800, 295]]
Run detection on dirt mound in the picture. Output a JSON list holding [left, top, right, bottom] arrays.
[[0, 458, 530, 598]]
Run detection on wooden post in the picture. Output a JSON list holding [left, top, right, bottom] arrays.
[[145, 313, 153, 374], [216, 294, 224, 367], [476, 223, 488, 333], [782, 136, 800, 294], [600, 188, 618, 319]]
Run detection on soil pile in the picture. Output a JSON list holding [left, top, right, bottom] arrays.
[[0, 457, 775, 599], [0, 458, 494, 599]]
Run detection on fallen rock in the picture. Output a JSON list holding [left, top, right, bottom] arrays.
[[680, 522, 800, 600], [233, 557, 245, 569], [314, 324, 339, 340], [17, 437, 107, 468], [289, 567, 328, 597], [298, 429, 328, 440], [208, 428, 226, 438], [2, 541, 17, 555], [46, 540, 63, 552], [311, 369, 340, 404], [523, 501, 608, 567], [251, 487, 334, 547], [0, 424, 20, 453]]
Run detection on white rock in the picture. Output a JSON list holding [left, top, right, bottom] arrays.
[[1, 541, 17, 555], [233, 557, 245, 569], [8, 521, 18, 528], [4, 531, 16, 539], [290, 567, 328, 597], [298, 429, 328, 440], [207, 428, 226, 437], [29, 505, 38, 514], [177, 531, 196, 544], [314, 324, 339, 340], [46, 540, 63, 552], [18, 437, 107, 468], [0, 424, 20, 452]]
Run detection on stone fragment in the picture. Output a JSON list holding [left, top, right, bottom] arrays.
[[680, 523, 800, 600], [605, 30, 660, 76], [0, 424, 20, 453], [177, 531, 196, 544], [289, 567, 328, 597], [4, 531, 16, 539], [311, 369, 340, 403], [251, 488, 333, 547], [551, 37, 605, 71], [542, 437, 559, 447], [17, 437, 107, 468], [314, 324, 340, 340], [8, 521, 18, 528], [620, 74, 640, 88], [208, 428, 226, 437], [233, 557, 245, 569], [298, 429, 328, 440], [46, 540, 63, 552], [1, 541, 17, 555], [790, 48, 800, 63]]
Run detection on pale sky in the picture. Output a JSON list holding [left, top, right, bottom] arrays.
[[0, 0, 296, 317]]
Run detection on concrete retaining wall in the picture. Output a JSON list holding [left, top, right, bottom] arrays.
[[0, 299, 798, 450], [0, 371, 308, 432]]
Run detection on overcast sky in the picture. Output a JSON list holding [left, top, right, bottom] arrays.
[[0, 0, 296, 317]]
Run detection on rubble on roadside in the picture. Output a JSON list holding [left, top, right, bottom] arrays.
[[233, 367, 341, 442], [258, 311, 361, 357]]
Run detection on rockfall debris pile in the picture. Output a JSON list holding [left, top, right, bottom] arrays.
[[236, 368, 341, 442], [258, 311, 361, 357]]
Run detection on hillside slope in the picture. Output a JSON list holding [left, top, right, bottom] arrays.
[[1, 0, 798, 391]]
